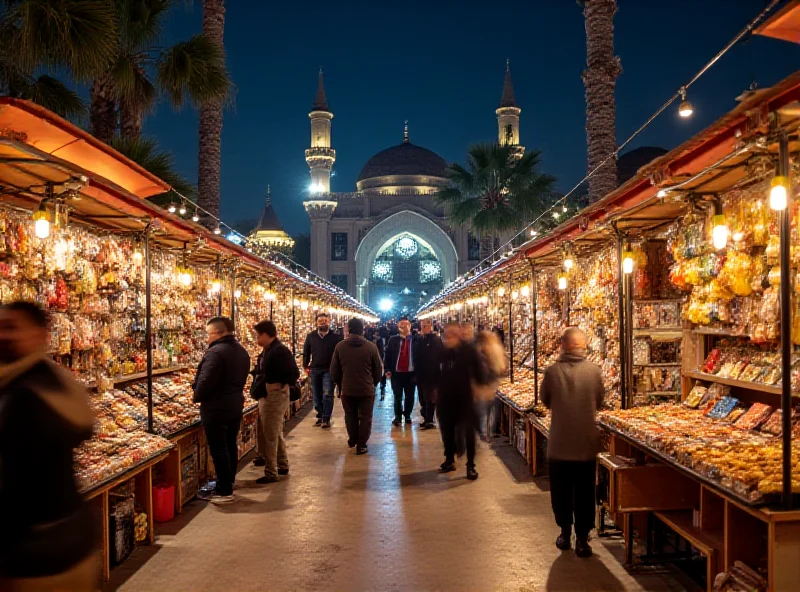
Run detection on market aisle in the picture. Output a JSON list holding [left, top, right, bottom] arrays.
[[112, 395, 687, 592]]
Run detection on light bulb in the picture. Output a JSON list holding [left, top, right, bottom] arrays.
[[564, 256, 574, 271], [234, 289, 242, 299], [132, 249, 143, 265], [180, 272, 192, 287], [300, 300, 309, 311], [622, 252, 635, 274], [770, 176, 789, 211], [589, 277, 597, 287], [168, 203, 177, 213], [553, 211, 560, 220], [179, 204, 187, 215], [497, 286, 506, 298], [211, 279, 222, 293], [562, 205, 568, 213], [293, 298, 300, 307], [481, 296, 489, 305], [213, 226, 222, 235], [711, 214, 728, 250], [657, 189, 668, 198], [530, 229, 538, 237], [557, 275, 567, 290], [32, 205, 50, 239], [521, 285, 530, 298], [192, 212, 200, 222], [511, 290, 519, 300]]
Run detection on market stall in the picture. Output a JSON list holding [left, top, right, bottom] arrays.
[[0, 98, 376, 580], [417, 73, 800, 590]]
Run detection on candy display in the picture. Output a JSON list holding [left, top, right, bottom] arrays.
[[498, 367, 538, 410], [601, 404, 800, 502]]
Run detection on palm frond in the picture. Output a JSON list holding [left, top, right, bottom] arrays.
[[23, 74, 86, 121], [119, 0, 171, 53], [156, 33, 230, 109], [109, 54, 156, 113], [110, 135, 196, 199]]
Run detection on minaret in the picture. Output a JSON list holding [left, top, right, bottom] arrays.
[[496, 60, 524, 158], [305, 69, 336, 193]]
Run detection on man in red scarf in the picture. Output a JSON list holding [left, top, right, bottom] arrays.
[[385, 317, 417, 427]]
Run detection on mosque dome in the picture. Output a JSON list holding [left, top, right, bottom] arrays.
[[356, 140, 449, 193]]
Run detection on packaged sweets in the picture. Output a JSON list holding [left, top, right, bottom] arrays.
[[734, 403, 773, 431], [707, 396, 740, 419], [684, 384, 708, 408]]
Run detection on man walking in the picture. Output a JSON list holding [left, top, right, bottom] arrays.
[[437, 322, 486, 481], [385, 317, 416, 427], [303, 313, 342, 428], [414, 318, 442, 430], [251, 321, 300, 484], [541, 327, 604, 558], [193, 316, 250, 504], [330, 318, 384, 455]]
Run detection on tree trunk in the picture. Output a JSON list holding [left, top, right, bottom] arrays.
[[480, 233, 495, 261], [197, 0, 226, 225], [119, 101, 143, 140], [90, 75, 117, 143], [582, 0, 621, 203]]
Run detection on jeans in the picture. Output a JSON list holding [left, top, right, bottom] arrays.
[[548, 460, 597, 538], [390, 372, 416, 420], [418, 384, 436, 424], [310, 368, 335, 421], [257, 385, 290, 478], [439, 401, 477, 467], [341, 395, 376, 447], [200, 407, 242, 496]]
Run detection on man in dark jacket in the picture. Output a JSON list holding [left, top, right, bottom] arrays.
[[302, 313, 342, 428], [414, 318, 443, 430], [541, 327, 604, 558], [330, 318, 384, 455], [437, 322, 487, 481], [193, 316, 250, 504], [0, 302, 99, 588], [385, 317, 416, 427], [251, 320, 300, 484]]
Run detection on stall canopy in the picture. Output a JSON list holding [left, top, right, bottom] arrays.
[[755, 0, 800, 45]]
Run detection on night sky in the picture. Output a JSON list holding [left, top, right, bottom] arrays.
[[145, 0, 800, 236]]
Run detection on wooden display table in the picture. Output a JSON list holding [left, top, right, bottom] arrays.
[[599, 424, 800, 591]]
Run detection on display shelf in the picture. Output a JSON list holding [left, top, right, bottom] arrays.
[[113, 365, 189, 385], [530, 415, 550, 439], [684, 370, 784, 397], [496, 391, 532, 415], [634, 363, 681, 367], [692, 328, 750, 338], [81, 447, 173, 498], [634, 328, 683, 338]]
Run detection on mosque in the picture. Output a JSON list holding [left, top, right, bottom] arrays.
[[258, 65, 525, 315]]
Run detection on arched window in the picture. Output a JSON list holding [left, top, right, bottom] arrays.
[[370, 234, 443, 313]]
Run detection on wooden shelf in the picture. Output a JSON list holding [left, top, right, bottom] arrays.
[[693, 327, 750, 338], [113, 365, 189, 385], [634, 363, 681, 367], [634, 328, 683, 339], [684, 370, 784, 396]]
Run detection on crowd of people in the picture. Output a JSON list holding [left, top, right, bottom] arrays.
[[0, 300, 605, 589]]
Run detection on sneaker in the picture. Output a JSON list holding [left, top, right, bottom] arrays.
[[439, 461, 456, 473], [256, 475, 279, 485], [313, 419, 323, 427], [556, 531, 572, 551], [210, 494, 234, 505], [392, 419, 401, 427], [466, 466, 479, 481], [575, 537, 592, 558], [356, 445, 368, 455], [278, 468, 289, 476], [321, 420, 331, 429], [252, 457, 266, 467]]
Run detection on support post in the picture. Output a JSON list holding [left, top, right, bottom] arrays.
[[230, 268, 236, 329], [509, 278, 515, 384], [616, 231, 629, 410], [530, 261, 539, 405], [144, 225, 154, 434], [778, 132, 793, 510], [291, 289, 297, 356], [216, 256, 222, 316]]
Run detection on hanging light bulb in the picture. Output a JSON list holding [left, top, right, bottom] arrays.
[[32, 203, 51, 239], [179, 269, 192, 287], [521, 285, 530, 298], [497, 286, 506, 298], [234, 289, 242, 299], [712, 214, 729, 250], [179, 203, 187, 215], [168, 202, 177, 213], [552, 211, 560, 220], [211, 278, 222, 293], [213, 225, 222, 235], [300, 300, 309, 311], [481, 295, 489, 305], [530, 229, 538, 237], [678, 88, 693, 118], [563, 254, 574, 271], [511, 290, 519, 301], [192, 210, 200, 222], [770, 175, 789, 211], [622, 251, 635, 274], [132, 248, 143, 265], [562, 204, 568, 213], [557, 273, 568, 291]]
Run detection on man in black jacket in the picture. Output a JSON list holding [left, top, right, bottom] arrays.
[[302, 313, 342, 428], [193, 316, 250, 504], [251, 320, 300, 484], [414, 318, 443, 430], [0, 302, 99, 589], [385, 317, 417, 427], [331, 318, 384, 455]]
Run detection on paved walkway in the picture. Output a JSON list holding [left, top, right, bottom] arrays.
[[110, 394, 689, 592]]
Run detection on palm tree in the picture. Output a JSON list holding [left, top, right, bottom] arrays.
[[0, 0, 116, 120], [197, 0, 226, 223], [580, 0, 621, 202], [111, 135, 195, 207], [437, 144, 557, 260], [90, 0, 231, 143]]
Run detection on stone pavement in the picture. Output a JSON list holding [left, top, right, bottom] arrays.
[[110, 393, 690, 592]]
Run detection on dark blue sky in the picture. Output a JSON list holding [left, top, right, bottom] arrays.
[[144, 0, 800, 236]]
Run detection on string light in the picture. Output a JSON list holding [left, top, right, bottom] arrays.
[[521, 285, 530, 298], [770, 175, 789, 211], [32, 202, 50, 239], [179, 203, 187, 215], [712, 200, 729, 250], [678, 88, 694, 118], [192, 210, 200, 222], [622, 251, 635, 274], [168, 202, 177, 213], [497, 286, 506, 298], [557, 273, 567, 290], [234, 289, 242, 299], [213, 226, 222, 235], [211, 279, 222, 293]]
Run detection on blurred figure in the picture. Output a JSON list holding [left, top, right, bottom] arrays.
[[492, 324, 505, 345], [371, 330, 387, 400], [414, 318, 442, 429], [0, 302, 99, 590], [251, 321, 299, 484], [193, 316, 250, 504], [473, 330, 508, 438], [302, 313, 342, 429], [330, 318, 384, 455], [385, 317, 416, 427], [437, 322, 487, 481], [541, 327, 605, 558], [460, 322, 475, 343]]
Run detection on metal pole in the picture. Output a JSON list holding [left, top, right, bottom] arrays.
[[291, 289, 297, 356], [624, 266, 634, 410], [144, 226, 154, 434], [216, 256, 222, 316], [778, 132, 793, 510], [509, 292, 515, 384], [530, 261, 539, 405], [230, 268, 236, 329], [617, 232, 628, 410], [270, 301, 274, 321]]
